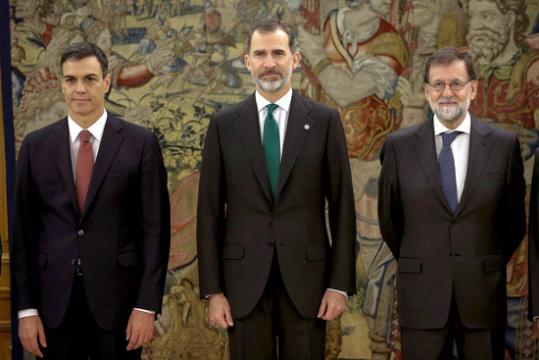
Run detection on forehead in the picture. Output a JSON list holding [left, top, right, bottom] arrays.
[[428, 60, 468, 81], [250, 29, 291, 52], [62, 56, 103, 76]]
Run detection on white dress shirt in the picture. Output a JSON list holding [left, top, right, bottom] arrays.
[[433, 112, 471, 202], [256, 89, 292, 157], [18, 110, 154, 319], [254, 89, 348, 301]]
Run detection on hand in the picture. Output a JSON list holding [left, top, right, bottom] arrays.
[[317, 290, 347, 321], [125, 309, 155, 351], [207, 292, 234, 328], [18, 315, 47, 358], [534, 319, 539, 340]]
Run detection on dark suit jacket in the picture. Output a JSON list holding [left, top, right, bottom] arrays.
[[11, 115, 170, 330], [528, 149, 539, 321], [378, 115, 525, 330], [197, 91, 356, 319]]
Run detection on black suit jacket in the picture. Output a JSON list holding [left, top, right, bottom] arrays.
[[528, 149, 539, 321], [197, 91, 356, 319], [378, 115, 525, 329], [12, 115, 170, 330]]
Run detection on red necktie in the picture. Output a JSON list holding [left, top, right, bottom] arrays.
[[76, 130, 93, 211]]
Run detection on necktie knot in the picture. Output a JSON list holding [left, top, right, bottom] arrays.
[[79, 130, 92, 143], [266, 103, 278, 115], [441, 131, 461, 146]]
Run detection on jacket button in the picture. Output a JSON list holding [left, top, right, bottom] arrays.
[[77, 229, 85, 236]]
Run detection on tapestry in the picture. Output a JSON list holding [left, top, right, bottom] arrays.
[[7, 0, 539, 359]]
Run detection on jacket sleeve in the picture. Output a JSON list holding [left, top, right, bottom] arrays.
[[11, 136, 40, 311], [196, 116, 226, 298], [324, 110, 357, 294], [529, 150, 539, 320], [135, 132, 171, 314], [377, 136, 403, 259], [502, 136, 525, 262]]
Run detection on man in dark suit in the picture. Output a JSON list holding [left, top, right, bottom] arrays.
[[528, 151, 539, 338], [12, 42, 170, 359], [378, 47, 525, 359], [196, 20, 356, 359]]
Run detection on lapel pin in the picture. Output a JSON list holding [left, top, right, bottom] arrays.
[[304, 124, 310, 130]]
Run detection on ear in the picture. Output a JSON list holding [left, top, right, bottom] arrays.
[[244, 54, 251, 72], [292, 51, 301, 70], [469, 79, 478, 100], [423, 83, 430, 101], [103, 73, 112, 92]]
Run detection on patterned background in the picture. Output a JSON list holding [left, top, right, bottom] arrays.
[[6, 0, 539, 358]]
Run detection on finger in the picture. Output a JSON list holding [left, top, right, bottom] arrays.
[[29, 336, 43, 358], [224, 306, 234, 327], [322, 303, 337, 320], [127, 330, 140, 351], [37, 322, 47, 348], [317, 296, 328, 318], [125, 318, 133, 341]]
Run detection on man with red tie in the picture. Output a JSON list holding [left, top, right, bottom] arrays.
[[12, 42, 170, 359]]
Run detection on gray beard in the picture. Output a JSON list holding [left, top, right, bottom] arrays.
[[254, 77, 286, 92], [467, 28, 509, 63], [429, 97, 470, 123]]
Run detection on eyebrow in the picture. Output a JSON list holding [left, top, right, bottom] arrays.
[[63, 73, 100, 78]]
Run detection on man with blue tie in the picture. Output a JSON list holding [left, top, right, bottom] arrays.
[[378, 47, 525, 359], [196, 20, 356, 359]]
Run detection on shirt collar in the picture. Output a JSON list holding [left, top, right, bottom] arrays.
[[433, 111, 471, 136], [68, 110, 108, 144], [255, 88, 293, 114]]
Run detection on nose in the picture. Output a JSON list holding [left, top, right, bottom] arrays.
[[263, 56, 277, 69], [441, 83, 454, 97], [75, 80, 87, 93]]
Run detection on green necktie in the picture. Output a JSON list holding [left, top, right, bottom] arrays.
[[263, 103, 280, 197]]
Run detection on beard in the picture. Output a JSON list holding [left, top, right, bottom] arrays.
[[467, 26, 509, 63], [429, 96, 471, 124], [253, 66, 292, 93]]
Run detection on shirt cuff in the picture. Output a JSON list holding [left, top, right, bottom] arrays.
[[18, 309, 39, 319], [133, 308, 155, 315], [327, 288, 348, 300], [534, 316, 539, 321]]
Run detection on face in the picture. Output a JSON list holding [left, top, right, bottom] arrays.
[[466, 0, 514, 63], [61, 56, 111, 124], [244, 29, 300, 97], [424, 60, 477, 127]]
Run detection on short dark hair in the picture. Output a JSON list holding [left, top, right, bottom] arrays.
[[60, 41, 109, 77], [423, 47, 476, 83], [246, 19, 296, 53]]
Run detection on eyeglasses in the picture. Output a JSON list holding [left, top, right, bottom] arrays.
[[427, 79, 473, 92]]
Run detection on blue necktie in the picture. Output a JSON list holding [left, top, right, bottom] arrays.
[[439, 131, 461, 213], [263, 104, 280, 197]]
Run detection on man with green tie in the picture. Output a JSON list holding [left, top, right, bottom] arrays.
[[196, 20, 356, 360]]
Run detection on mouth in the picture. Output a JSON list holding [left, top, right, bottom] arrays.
[[260, 72, 282, 79]]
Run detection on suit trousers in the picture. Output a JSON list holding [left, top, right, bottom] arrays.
[[227, 256, 326, 360], [43, 276, 141, 360], [401, 294, 504, 360]]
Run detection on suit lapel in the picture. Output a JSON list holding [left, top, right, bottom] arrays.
[[53, 118, 79, 215], [81, 116, 125, 220], [454, 116, 492, 216], [413, 118, 452, 213], [276, 92, 313, 199], [232, 95, 273, 204]]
